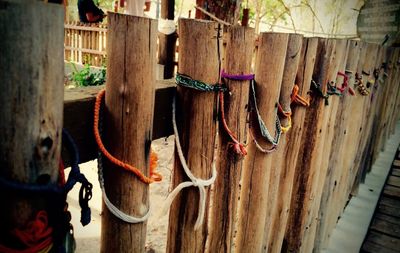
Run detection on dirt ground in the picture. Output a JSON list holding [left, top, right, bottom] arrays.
[[68, 136, 175, 252]]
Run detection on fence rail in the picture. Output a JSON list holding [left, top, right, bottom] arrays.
[[64, 21, 107, 67]]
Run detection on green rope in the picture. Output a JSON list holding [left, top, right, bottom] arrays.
[[327, 82, 342, 97], [311, 80, 330, 105], [175, 73, 227, 92]]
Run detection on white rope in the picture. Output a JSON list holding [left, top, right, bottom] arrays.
[[97, 152, 151, 223], [96, 103, 150, 223], [160, 96, 217, 230]]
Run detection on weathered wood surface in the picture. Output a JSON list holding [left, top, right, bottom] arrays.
[[264, 33, 304, 253], [314, 39, 350, 251], [0, 0, 64, 239], [100, 13, 157, 253], [284, 38, 335, 253], [166, 19, 220, 253], [235, 32, 288, 253], [303, 39, 347, 253], [206, 26, 254, 253], [318, 40, 363, 249]]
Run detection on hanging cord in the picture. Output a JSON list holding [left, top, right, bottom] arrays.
[[93, 89, 162, 184], [0, 129, 93, 253], [160, 96, 217, 230], [94, 89, 158, 223], [219, 69, 255, 157], [249, 80, 281, 153], [310, 80, 330, 105], [277, 103, 292, 133]]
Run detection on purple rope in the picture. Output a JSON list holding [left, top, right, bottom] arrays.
[[221, 69, 255, 81]]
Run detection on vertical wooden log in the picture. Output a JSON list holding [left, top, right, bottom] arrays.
[[313, 39, 350, 251], [100, 13, 157, 253], [275, 37, 318, 253], [0, 0, 64, 242], [158, 0, 177, 79], [283, 38, 335, 253], [319, 40, 361, 248], [235, 32, 288, 253], [302, 39, 347, 253], [263, 33, 303, 253], [343, 41, 368, 197], [166, 19, 220, 253], [206, 26, 254, 253]]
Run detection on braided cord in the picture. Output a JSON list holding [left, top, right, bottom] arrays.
[[176, 73, 227, 92], [311, 80, 330, 105], [250, 80, 282, 146]]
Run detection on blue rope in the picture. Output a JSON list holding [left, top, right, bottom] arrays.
[[0, 129, 92, 226]]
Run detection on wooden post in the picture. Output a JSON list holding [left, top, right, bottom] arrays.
[[100, 13, 157, 253], [313, 39, 350, 251], [235, 32, 288, 253], [263, 33, 303, 253], [158, 0, 177, 79], [206, 26, 254, 253], [283, 38, 336, 253], [273, 37, 318, 253], [0, 0, 64, 244], [319, 40, 361, 249], [166, 19, 220, 253]]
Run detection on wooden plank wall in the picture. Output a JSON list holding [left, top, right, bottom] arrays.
[[62, 29, 400, 252]]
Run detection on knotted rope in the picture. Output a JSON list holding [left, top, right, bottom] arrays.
[[355, 72, 370, 96], [249, 80, 281, 153], [219, 69, 254, 157], [310, 80, 330, 105], [327, 81, 342, 97], [160, 95, 217, 230], [337, 71, 356, 96], [291, 84, 310, 107], [277, 103, 292, 133], [94, 89, 160, 223]]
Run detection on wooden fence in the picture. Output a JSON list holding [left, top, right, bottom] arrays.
[[64, 21, 107, 67], [4, 5, 400, 252], [62, 17, 400, 253]]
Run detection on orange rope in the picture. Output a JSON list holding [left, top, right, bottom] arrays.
[[94, 89, 161, 184], [291, 84, 310, 106]]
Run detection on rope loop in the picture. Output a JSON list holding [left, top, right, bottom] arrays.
[[159, 96, 217, 230], [291, 84, 310, 106], [93, 89, 161, 184]]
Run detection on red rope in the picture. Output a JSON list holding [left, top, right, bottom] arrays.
[[0, 211, 53, 253], [219, 91, 247, 156]]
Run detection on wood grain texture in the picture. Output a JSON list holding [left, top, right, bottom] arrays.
[[283, 38, 335, 253], [0, 0, 64, 237], [235, 32, 288, 253], [166, 19, 220, 253], [263, 33, 304, 253], [100, 13, 157, 253], [206, 26, 254, 253], [313, 39, 350, 251]]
